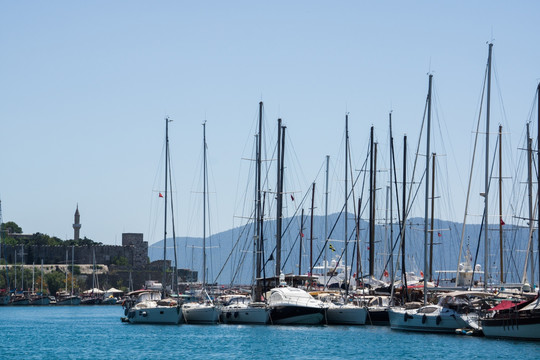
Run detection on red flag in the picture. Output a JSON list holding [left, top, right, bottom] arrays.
[[291, 194, 295, 201], [500, 218, 505, 226], [159, 193, 163, 198], [300, 232, 304, 237], [437, 232, 441, 237], [420, 271, 424, 277], [384, 270, 389, 277]]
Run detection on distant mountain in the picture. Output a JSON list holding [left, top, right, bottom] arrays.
[[149, 213, 532, 285]]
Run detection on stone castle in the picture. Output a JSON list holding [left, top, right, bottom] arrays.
[[4, 207, 197, 289]]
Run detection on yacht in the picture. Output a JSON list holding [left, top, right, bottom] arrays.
[[55, 291, 81, 305], [481, 294, 540, 340], [388, 291, 490, 333], [219, 295, 269, 324], [267, 274, 326, 325], [124, 290, 182, 325]]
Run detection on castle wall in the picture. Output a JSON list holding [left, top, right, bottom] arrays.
[[3, 233, 148, 269]]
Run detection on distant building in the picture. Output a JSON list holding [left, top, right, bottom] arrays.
[[73, 205, 81, 241]]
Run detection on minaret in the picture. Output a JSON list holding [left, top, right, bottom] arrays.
[[73, 205, 81, 241]]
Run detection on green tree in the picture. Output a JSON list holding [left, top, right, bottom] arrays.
[[45, 271, 66, 295], [112, 256, 129, 266], [1, 221, 22, 234]]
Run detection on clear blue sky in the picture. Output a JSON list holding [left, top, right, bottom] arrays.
[[1, 1, 539, 247]]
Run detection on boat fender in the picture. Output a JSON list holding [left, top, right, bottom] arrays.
[[142, 311, 148, 317], [436, 315, 442, 325], [422, 314, 427, 324], [234, 312, 239, 318], [404, 313, 408, 322], [124, 308, 128, 316], [226, 312, 231, 319]]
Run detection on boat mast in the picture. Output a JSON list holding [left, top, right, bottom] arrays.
[[429, 152, 436, 283], [275, 118, 283, 278], [40, 259, 44, 295], [162, 117, 170, 296], [65, 249, 68, 293], [484, 43, 493, 290], [402, 135, 408, 302], [345, 113, 349, 298], [526, 124, 535, 286], [299, 209, 304, 276], [356, 196, 362, 287], [32, 262, 35, 295], [309, 183, 315, 279], [254, 101, 263, 299], [369, 126, 375, 278], [537, 83, 540, 285], [21, 244, 24, 296], [324, 155, 330, 290], [203, 121, 207, 288], [498, 125, 504, 284], [389, 113, 394, 288], [423, 74, 432, 305]]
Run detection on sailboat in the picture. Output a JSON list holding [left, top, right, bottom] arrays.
[[265, 118, 326, 325], [81, 248, 102, 305], [182, 121, 220, 324], [0, 202, 12, 305], [29, 260, 50, 305], [480, 83, 540, 340], [220, 102, 269, 325], [56, 246, 81, 305], [325, 113, 368, 325], [125, 117, 182, 325]]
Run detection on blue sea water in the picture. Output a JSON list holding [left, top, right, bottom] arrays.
[[0, 306, 538, 359]]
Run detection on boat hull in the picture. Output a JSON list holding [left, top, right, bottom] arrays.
[[270, 305, 325, 325], [127, 306, 183, 325], [481, 316, 540, 340], [11, 298, 30, 305], [182, 303, 220, 324], [56, 296, 81, 305], [30, 297, 51, 305], [388, 307, 473, 333], [367, 307, 389, 325], [326, 304, 367, 325], [220, 306, 269, 324]]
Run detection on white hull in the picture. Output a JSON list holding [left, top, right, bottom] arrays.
[[182, 303, 220, 324], [128, 305, 182, 325], [326, 304, 367, 325], [220, 305, 269, 324], [388, 306, 476, 333]]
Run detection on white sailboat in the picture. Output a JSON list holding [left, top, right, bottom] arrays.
[[219, 102, 269, 325], [182, 121, 220, 324], [325, 113, 367, 325], [125, 117, 182, 325]]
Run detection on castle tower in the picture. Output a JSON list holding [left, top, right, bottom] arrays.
[[73, 205, 81, 241]]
